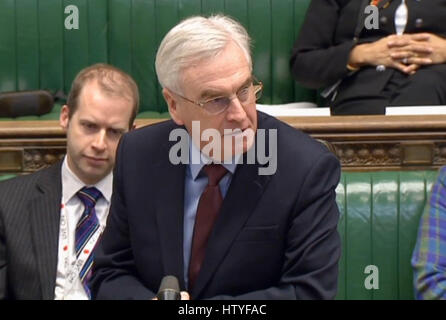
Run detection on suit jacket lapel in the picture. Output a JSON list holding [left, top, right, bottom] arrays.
[[29, 163, 62, 299], [355, 0, 393, 38], [354, 0, 373, 38], [191, 158, 272, 297], [154, 135, 187, 289]]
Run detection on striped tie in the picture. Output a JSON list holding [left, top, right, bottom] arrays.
[[75, 186, 102, 297]]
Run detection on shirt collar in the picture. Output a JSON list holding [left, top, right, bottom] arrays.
[[61, 156, 113, 203], [189, 136, 239, 181]]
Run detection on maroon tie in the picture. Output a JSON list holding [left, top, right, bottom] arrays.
[[188, 164, 228, 290]]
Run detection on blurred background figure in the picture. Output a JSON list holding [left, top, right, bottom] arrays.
[[290, 0, 446, 115], [412, 166, 446, 300]]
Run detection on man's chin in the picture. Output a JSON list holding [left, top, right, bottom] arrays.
[[84, 156, 109, 167], [198, 127, 256, 163], [79, 165, 111, 184], [216, 142, 253, 164]]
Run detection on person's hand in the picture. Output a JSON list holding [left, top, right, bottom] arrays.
[[390, 33, 446, 66], [349, 35, 415, 73], [348, 34, 432, 74], [180, 291, 190, 300], [387, 33, 432, 74]]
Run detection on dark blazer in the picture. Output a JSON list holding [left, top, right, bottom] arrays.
[[0, 162, 62, 299], [90, 111, 341, 300], [290, 0, 446, 109]]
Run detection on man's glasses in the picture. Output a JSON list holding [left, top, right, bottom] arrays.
[[172, 77, 263, 115]]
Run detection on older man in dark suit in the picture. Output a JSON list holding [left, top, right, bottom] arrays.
[[90, 15, 341, 300], [0, 63, 139, 299]]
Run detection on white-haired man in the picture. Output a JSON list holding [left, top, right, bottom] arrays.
[[91, 15, 341, 300]]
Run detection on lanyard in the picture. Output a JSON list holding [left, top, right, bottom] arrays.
[[58, 203, 105, 297]]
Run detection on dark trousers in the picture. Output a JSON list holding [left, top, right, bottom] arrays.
[[331, 64, 446, 115]]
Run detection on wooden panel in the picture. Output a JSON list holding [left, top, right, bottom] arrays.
[[401, 143, 434, 166], [2, 115, 446, 174], [0, 149, 22, 171]]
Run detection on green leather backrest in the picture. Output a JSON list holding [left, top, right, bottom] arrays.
[[336, 170, 438, 300], [0, 174, 17, 182], [0, 0, 315, 117], [0, 0, 108, 98], [0, 168, 437, 299]]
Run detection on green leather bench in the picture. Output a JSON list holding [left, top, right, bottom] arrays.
[[336, 170, 437, 300], [0, 0, 316, 120], [0, 170, 437, 299], [0, 174, 17, 182]]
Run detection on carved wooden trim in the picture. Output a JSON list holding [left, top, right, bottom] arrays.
[[23, 148, 66, 172], [332, 142, 402, 167], [1, 115, 446, 173]]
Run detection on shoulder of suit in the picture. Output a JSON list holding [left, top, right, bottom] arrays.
[[258, 111, 330, 154], [127, 119, 178, 138], [0, 163, 61, 196], [437, 166, 446, 184], [0, 169, 39, 188], [123, 119, 178, 143], [121, 114, 334, 163], [118, 119, 180, 157], [257, 112, 339, 177]]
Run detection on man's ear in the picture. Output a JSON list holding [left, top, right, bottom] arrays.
[[60, 105, 70, 131], [163, 88, 184, 126]]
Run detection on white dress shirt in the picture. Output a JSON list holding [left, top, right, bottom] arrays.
[[395, 0, 408, 35], [54, 157, 112, 300]]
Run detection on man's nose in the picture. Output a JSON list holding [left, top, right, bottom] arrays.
[[92, 129, 107, 151], [226, 97, 248, 122]]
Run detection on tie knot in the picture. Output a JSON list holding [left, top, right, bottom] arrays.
[[77, 187, 102, 209], [203, 164, 228, 186]]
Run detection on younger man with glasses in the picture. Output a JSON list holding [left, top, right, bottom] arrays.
[[90, 15, 341, 300]]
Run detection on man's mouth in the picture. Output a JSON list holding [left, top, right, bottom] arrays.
[[84, 155, 107, 164], [223, 127, 249, 137]]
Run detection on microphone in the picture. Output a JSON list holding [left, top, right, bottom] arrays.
[[156, 275, 181, 300]]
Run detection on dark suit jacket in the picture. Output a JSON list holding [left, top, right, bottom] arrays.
[[0, 162, 62, 299], [90, 111, 341, 300], [290, 0, 446, 109]]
